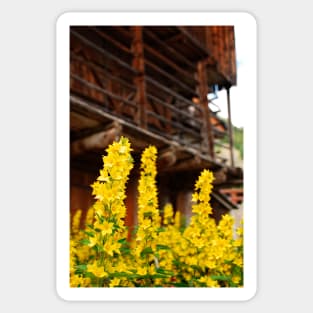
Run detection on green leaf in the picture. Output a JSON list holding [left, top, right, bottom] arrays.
[[140, 247, 153, 257], [79, 239, 90, 246], [190, 264, 202, 270], [86, 224, 94, 230], [120, 247, 131, 254], [84, 231, 95, 237], [75, 264, 87, 272], [172, 282, 190, 287], [156, 244, 170, 251], [95, 213, 104, 223], [211, 275, 231, 281], [143, 212, 153, 218], [229, 281, 237, 287], [156, 227, 165, 233], [156, 268, 174, 276], [118, 238, 127, 244]]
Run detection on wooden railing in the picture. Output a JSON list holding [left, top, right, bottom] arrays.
[[70, 26, 235, 164]]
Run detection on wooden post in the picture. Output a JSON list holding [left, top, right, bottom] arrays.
[[226, 88, 235, 167], [197, 60, 215, 159], [132, 26, 147, 129]]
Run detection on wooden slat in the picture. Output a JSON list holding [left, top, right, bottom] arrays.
[[144, 44, 198, 85], [91, 27, 133, 54], [71, 29, 138, 74], [147, 93, 203, 123], [71, 53, 136, 91], [145, 59, 196, 95], [146, 111, 202, 139], [144, 28, 196, 70], [146, 76, 198, 108], [71, 74, 138, 108]]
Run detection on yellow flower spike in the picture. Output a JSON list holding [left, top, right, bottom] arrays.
[[70, 138, 244, 288], [163, 203, 174, 225], [84, 207, 94, 228], [71, 209, 82, 234]]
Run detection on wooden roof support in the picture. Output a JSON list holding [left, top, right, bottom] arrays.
[[158, 146, 177, 169], [160, 154, 202, 172], [71, 122, 122, 157]]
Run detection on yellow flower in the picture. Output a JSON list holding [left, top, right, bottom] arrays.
[[94, 220, 114, 235], [88, 233, 99, 247], [70, 138, 244, 288], [199, 276, 219, 287], [137, 267, 147, 276], [87, 262, 108, 278], [109, 277, 121, 287], [70, 274, 90, 287], [232, 275, 241, 284], [103, 238, 121, 256]]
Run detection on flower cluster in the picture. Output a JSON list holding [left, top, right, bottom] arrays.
[[70, 137, 243, 287]]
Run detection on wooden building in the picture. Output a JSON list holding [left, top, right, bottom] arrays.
[[70, 26, 243, 227]]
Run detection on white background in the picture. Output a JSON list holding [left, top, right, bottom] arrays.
[[1, 0, 312, 312]]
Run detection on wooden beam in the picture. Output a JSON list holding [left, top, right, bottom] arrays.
[[157, 147, 177, 169], [71, 123, 122, 157], [212, 168, 228, 185], [160, 155, 202, 172], [132, 26, 147, 129], [211, 191, 237, 211], [197, 60, 215, 159]]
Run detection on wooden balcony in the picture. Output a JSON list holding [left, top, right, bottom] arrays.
[[70, 26, 240, 177]]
